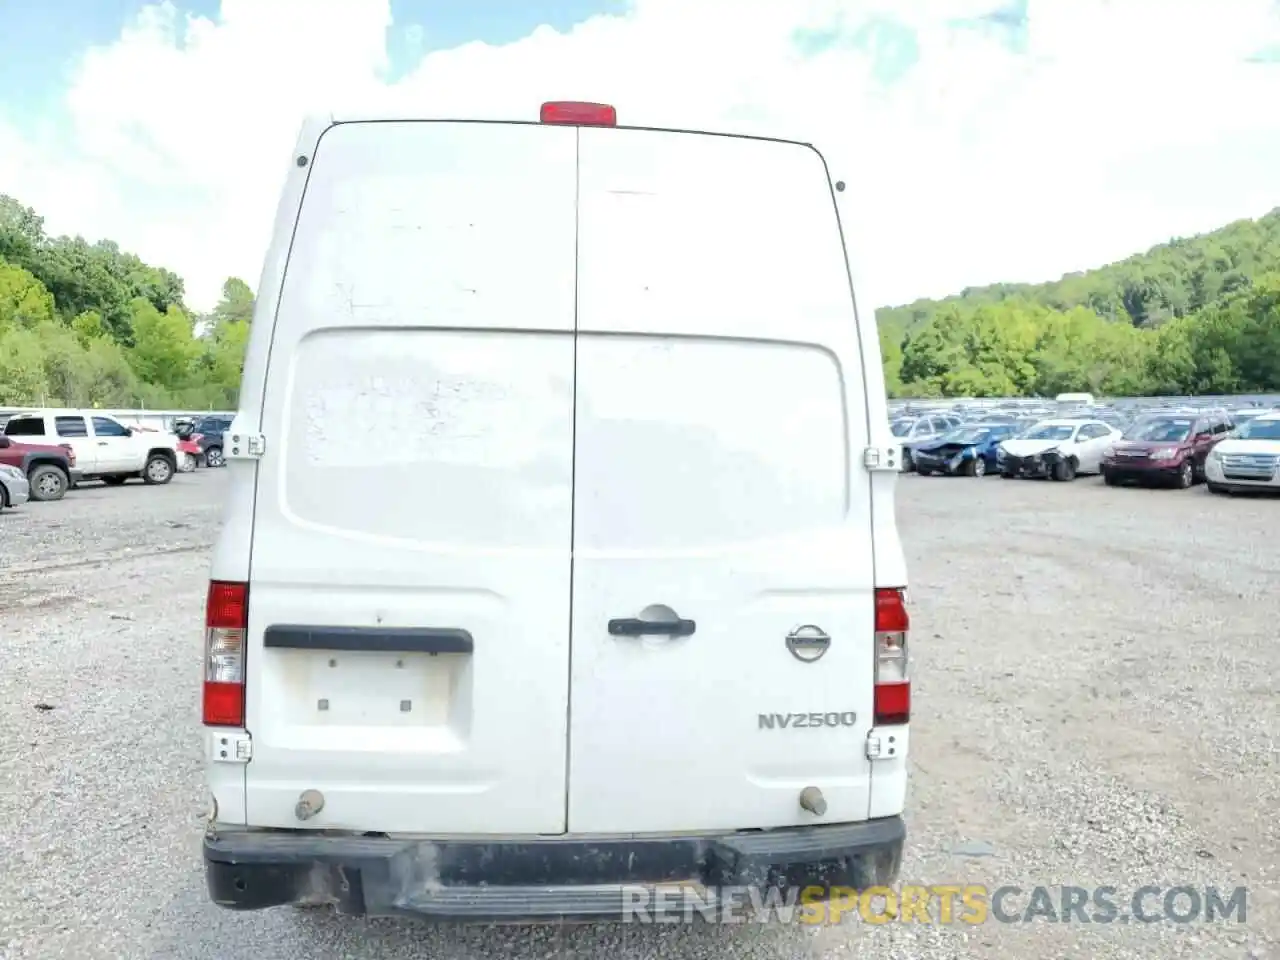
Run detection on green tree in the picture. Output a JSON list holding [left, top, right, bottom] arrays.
[[0, 259, 57, 331], [127, 298, 198, 391]]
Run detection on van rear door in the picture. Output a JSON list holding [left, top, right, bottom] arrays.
[[243, 120, 578, 834], [566, 128, 877, 833]]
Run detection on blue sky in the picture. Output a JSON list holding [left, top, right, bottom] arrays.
[[1, 0, 629, 121], [1, 1, 1278, 312]]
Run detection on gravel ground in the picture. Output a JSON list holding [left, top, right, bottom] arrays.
[[0, 470, 1276, 959]]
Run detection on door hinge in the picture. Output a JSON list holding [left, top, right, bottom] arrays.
[[863, 445, 902, 472], [865, 728, 903, 761], [225, 432, 266, 460], [209, 731, 252, 763]]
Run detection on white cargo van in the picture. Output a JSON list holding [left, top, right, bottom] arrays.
[[202, 101, 910, 921]]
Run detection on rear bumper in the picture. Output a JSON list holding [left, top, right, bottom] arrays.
[[204, 817, 905, 921]]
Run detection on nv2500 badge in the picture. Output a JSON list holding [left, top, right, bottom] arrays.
[[758, 711, 858, 729]]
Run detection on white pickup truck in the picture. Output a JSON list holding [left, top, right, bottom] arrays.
[[1, 409, 180, 487]]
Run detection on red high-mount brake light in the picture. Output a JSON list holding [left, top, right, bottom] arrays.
[[203, 580, 248, 726], [873, 587, 910, 725], [540, 101, 617, 127]]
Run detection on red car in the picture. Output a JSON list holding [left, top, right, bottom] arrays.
[[0, 434, 78, 501], [1101, 413, 1233, 488]]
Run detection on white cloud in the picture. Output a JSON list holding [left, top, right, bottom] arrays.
[[2, 0, 1280, 312]]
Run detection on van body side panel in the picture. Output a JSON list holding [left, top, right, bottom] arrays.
[[567, 128, 875, 834], [835, 180, 911, 817], [244, 121, 578, 834]]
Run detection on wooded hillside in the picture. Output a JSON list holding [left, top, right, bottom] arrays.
[[5, 190, 1279, 407], [0, 194, 249, 409], [876, 208, 1280, 397]]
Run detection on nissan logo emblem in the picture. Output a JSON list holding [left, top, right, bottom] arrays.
[[785, 625, 831, 663]]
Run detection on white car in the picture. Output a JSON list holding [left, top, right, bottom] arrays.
[[200, 101, 911, 922], [1204, 411, 1280, 494], [997, 418, 1123, 481], [0, 462, 30, 511], [1, 410, 180, 487]]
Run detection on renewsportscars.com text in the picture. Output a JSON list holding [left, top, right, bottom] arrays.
[[621, 884, 1248, 925]]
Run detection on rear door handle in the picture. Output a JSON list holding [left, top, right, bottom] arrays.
[[608, 617, 696, 638]]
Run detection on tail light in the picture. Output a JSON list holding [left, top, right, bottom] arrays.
[[873, 587, 910, 725], [204, 581, 247, 726], [540, 101, 617, 126], [58, 443, 76, 466]]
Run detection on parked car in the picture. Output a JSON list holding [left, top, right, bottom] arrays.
[[2, 410, 179, 487], [0, 434, 78, 501], [1204, 411, 1280, 495], [912, 423, 1021, 477], [189, 415, 234, 467], [176, 437, 202, 472], [996, 418, 1123, 481], [1100, 413, 1232, 489], [892, 414, 964, 471], [134, 422, 201, 472], [0, 461, 29, 511]]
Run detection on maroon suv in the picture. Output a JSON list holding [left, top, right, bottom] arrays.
[[0, 435, 77, 501], [1101, 413, 1232, 489]]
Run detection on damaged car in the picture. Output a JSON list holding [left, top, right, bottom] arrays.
[[996, 418, 1122, 481], [891, 413, 963, 472], [913, 423, 1021, 477]]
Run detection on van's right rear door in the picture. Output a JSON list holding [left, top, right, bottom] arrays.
[[243, 120, 578, 835], [566, 128, 878, 834]]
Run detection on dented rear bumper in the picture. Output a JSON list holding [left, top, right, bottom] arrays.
[[203, 816, 905, 921]]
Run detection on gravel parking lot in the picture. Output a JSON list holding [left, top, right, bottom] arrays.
[[1, 471, 1276, 960]]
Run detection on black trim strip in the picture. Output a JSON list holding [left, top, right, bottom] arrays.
[[263, 625, 473, 653]]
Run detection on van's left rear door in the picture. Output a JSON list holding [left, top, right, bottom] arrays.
[[243, 120, 579, 835]]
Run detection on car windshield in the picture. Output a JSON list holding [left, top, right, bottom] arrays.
[[1233, 418, 1280, 441], [890, 419, 914, 437], [1124, 418, 1193, 442], [1022, 424, 1075, 441], [945, 427, 995, 444]]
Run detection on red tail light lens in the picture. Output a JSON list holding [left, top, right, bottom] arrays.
[[874, 587, 910, 725], [540, 101, 617, 126], [58, 443, 76, 466], [204, 581, 247, 726]]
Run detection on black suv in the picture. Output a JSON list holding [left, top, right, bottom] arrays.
[[187, 416, 234, 468]]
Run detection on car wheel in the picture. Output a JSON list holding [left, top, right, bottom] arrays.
[[969, 458, 986, 478], [143, 454, 175, 485], [179, 452, 197, 473], [1176, 461, 1193, 489], [0, 483, 8, 510], [1052, 459, 1076, 482], [205, 446, 225, 468], [900, 450, 914, 473], [28, 464, 68, 502]]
